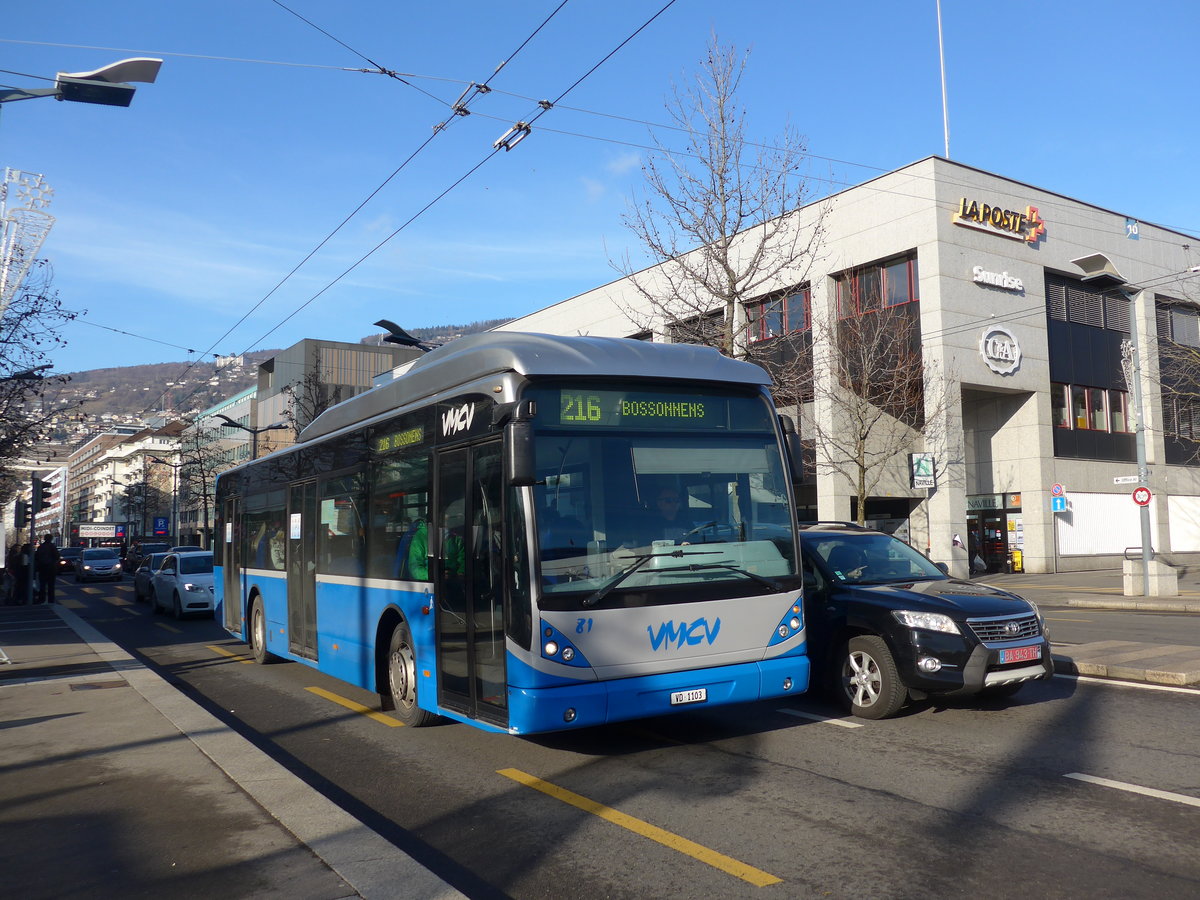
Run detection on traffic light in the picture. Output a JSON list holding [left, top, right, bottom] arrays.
[[14, 500, 29, 528], [32, 476, 53, 513]]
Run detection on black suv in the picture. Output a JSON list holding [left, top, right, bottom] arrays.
[[799, 523, 1052, 719]]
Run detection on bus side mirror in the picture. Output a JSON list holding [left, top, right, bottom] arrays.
[[506, 419, 536, 486], [779, 414, 804, 482]]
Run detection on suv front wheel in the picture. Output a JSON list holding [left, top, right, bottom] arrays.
[[839, 635, 907, 720]]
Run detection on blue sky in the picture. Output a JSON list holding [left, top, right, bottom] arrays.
[[3, 1, 1197, 375]]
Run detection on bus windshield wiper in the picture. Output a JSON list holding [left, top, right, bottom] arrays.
[[581, 548, 720, 608], [677, 562, 783, 591]]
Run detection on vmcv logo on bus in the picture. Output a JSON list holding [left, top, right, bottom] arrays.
[[648, 617, 722, 651], [441, 402, 476, 437]]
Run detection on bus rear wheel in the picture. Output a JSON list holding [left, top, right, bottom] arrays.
[[387, 621, 436, 727], [249, 598, 275, 665]]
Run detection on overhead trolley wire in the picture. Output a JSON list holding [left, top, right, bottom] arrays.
[[135, 1, 575, 420]]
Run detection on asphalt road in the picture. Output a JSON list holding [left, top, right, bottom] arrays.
[[58, 577, 1200, 899]]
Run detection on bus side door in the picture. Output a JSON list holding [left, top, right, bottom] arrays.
[[434, 440, 507, 726]]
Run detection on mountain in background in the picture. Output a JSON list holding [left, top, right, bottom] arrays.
[[52, 318, 512, 442]]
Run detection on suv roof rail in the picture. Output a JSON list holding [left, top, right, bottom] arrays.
[[796, 520, 874, 531]]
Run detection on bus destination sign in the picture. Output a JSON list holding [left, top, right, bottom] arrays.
[[557, 389, 718, 429]]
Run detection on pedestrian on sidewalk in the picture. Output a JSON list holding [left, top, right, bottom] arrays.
[[34, 535, 61, 604], [10, 543, 32, 604]]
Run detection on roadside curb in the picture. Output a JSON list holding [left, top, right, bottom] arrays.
[[51, 604, 466, 900], [1061, 598, 1200, 613], [1052, 643, 1200, 687]]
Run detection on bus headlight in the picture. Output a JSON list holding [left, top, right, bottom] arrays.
[[561, 647, 575, 662], [544, 641, 559, 657]]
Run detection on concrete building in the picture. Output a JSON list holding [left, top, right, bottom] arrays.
[[496, 157, 1200, 576]]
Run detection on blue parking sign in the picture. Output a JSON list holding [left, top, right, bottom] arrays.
[[153, 516, 169, 535]]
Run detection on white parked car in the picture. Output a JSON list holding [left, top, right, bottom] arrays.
[[150, 551, 215, 619]]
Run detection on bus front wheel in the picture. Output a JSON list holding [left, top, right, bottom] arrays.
[[387, 621, 436, 727], [249, 598, 275, 665]]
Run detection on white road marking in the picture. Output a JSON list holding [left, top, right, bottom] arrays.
[[1065, 773, 1200, 809], [778, 708, 864, 728], [1055, 674, 1200, 695]]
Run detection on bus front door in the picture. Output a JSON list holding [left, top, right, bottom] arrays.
[[434, 442, 507, 727], [287, 481, 319, 660], [222, 496, 241, 633]]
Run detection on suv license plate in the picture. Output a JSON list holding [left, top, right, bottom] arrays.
[[999, 644, 1041, 664], [671, 688, 707, 706]]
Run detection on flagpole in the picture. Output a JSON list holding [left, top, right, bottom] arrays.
[[937, 0, 950, 158]]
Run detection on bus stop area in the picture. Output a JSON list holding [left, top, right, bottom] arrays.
[[0, 604, 464, 900], [0, 573, 1196, 898]]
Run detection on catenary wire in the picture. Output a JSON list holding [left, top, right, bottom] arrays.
[[134, 2, 576, 419]]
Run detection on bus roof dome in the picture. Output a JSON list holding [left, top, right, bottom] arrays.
[[299, 331, 769, 444]]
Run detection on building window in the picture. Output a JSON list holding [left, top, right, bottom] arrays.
[[1046, 273, 1130, 333], [746, 286, 810, 342], [1054, 381, 1131, 433], [836, 253, 918, 318]]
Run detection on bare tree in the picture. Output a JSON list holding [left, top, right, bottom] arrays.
[[806, 297, 953, 526], [615, 36, 824, 356], [120, 476, 169, 539], [178, 426, 229, 547], [0, 261, 77, 491]]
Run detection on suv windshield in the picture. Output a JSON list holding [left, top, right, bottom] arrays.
[[801, 531, 945, 585], [527, 383, 797, 606]]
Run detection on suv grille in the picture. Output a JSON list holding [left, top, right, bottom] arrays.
[[966, 613, 1041, 643]]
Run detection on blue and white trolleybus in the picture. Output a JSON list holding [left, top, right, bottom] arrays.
[[214, 332, 808, 734]]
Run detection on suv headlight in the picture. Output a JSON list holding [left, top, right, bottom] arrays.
[[893, 610, 961, 634], [184, 582, 205, 592]]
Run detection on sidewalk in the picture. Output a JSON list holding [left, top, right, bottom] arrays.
[[0, 604, 464, 900], [977, 569, 1200, 687]]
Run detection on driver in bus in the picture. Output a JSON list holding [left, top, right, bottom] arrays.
[[646, 486, 702, 545]]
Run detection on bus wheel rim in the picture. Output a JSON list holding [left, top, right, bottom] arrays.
[[389, 639, 416, 710]]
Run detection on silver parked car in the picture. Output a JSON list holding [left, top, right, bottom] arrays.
[[132, 552, 171, 603]]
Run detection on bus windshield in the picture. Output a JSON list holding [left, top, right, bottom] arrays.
[[528, 383, 797, 604]]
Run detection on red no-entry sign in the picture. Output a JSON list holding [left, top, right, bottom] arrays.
[[1132, 486, 1153, 507]]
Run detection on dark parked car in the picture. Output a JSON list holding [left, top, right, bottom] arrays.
[[132, 552, 171, 603], [799, 523, 1052, 719], [75, 547, 123, 583], [58, 546, 83, 574], [126, 542, 170, 571]]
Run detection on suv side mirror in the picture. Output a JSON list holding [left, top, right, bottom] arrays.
[[934, 561, 949, 575]]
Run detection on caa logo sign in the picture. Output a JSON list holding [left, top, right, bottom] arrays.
[[441, 402, 476, 437], [648, 617, 722, 651], [980, 325, 1021, 376]]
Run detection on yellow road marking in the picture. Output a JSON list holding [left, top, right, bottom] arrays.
[[498, 768, 781, 887], [305, 686, 404, 727], [155, 622, 181, 634], [208, 644, 254, 664]]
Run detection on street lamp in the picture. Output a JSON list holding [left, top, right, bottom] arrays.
[[1071, 254, 1152, 596], [1, 364, 52, 381], [210, 414, 289, 460], [150, 455, 184, 545], [0, 57, 163, 108]]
